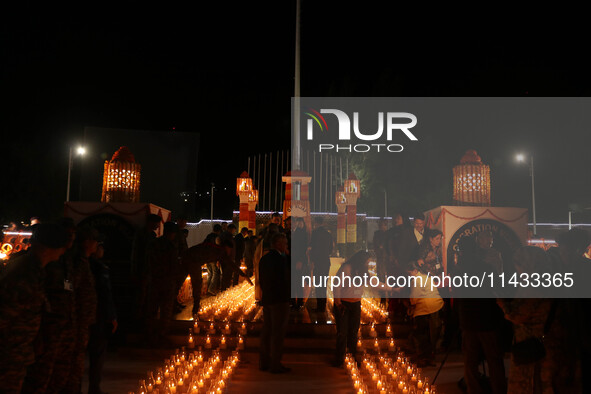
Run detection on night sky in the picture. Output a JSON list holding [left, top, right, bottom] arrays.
[[2, 4, 591, 223]]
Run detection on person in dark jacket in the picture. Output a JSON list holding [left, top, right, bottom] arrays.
[[146, 222, 179, 344], [373, 219, 389, 277], [395, 213, 425, 271], [385, 213, 411, 322], [291, 218, 309, 309], [416, 229, 443, 276], [88, 242, 117, 394], [131, 213, 161, 320], [219, 224, 237, 291], [204, 223, 222, 244], [182, 241, 252, 314], [244, 230, 256, 277], [309, 217, 333, 312], [21, 219, 76, 394], [63, 226, 100, 393], [259, 232, 291, 374], [455, 236, 506, 394], [204, 224, 223, 295]]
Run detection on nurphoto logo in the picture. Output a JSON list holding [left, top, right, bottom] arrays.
[[305, 108, 418, 153]]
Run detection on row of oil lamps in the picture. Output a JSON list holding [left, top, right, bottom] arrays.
[[134, 348, 241, 394], [360, 297, 389, 324], [197, 280, 257, 321], [345, 352, 438, 394]]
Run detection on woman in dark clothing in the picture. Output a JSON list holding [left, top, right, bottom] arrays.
[[416, 229, 443, 276]]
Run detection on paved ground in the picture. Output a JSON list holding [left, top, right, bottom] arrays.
[[85, 284, 508, 393], [84, 345, 505, 393]]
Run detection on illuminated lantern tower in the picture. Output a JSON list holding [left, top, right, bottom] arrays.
[[236, 171, 253, 232], [453, 150, 491, 206], [344, 173, 361, 244], [248, 189, 258, 234], [335, 186, 347, 246], [282, 170, 312, 232], [101, 146, 141, 203]]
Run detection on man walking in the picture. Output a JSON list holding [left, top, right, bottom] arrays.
[[259, 233, 291, 374]]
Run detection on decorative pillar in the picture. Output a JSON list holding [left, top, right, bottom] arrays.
[[236, 171, 253, 231], [344, 173, 361, 244], [101, 146, 141, 203], [248, 189, 258, 234], [335, 186, 347, 245], [282, 170, 312, 232], [453, 150, 491, 206]]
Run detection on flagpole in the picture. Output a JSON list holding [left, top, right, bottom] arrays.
[[294, 0, 301, 171]]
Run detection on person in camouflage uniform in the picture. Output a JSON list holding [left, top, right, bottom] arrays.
[[21, 219, 77, 394], [0, 223, 68, 394], [147, 222, 180, 344], [62, 226, 99, 393]]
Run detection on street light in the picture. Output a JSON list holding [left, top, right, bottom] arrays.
[[516, 153, 536, 236], [210, 182, 215, 225], [66, 146, 86, 202]]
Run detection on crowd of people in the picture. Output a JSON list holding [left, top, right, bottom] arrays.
[[0, 220, 116, 394], [3, 211, 590, 393], [184, 212, 295, 374], [371, 214, 591, 393], [0, 213, 258, 393]]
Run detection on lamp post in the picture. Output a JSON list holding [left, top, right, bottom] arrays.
[[210, 183, 215, 225], [66, 146, 86, 202], [516, 153, 536, 236]]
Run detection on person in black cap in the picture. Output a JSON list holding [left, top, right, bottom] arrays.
[[22, 218, 77, 393], [0, 222, 68, 393]]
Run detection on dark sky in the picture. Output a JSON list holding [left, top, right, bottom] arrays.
[[2, 4, 590, 222]]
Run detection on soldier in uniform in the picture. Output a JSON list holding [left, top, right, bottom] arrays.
[[63, 226, 99, 393], [0, 223, 68, 394], [21, 218, 77, 394]]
